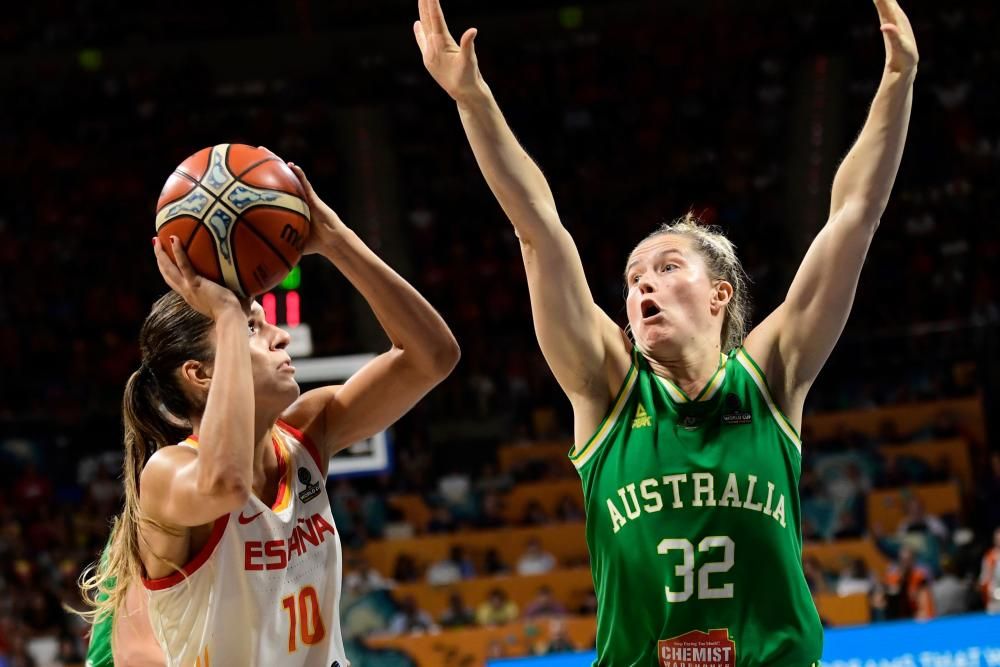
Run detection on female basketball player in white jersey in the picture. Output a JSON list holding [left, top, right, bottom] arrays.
[[79, 163, 460, 666], [416, 0, 916, 663]]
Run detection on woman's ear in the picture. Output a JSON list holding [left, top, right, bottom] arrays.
[[179, 359, 213, 393], [711, 280, 734, 315]]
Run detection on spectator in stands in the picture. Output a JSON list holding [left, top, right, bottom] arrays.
[[438, 468, 476, 520], [918, 411, 960, 441], [836, 558, 876, 598], [517, 538, 557, 576], [54, 632, 84, 666], [475, 462, 513, 496], [476, 588, 519, 626], [534, 618, 577, 655], [344, 554, 394, 599], [979, 526, 1000, 612], [897, 496, 949, 543], [884, 546, 935, 620], [521, 500, 551, 526], [425, 550, 461, 585], [426, 545, 476, 585], [830, 506, 865, 540], [554, 495, 585, 522], [388, 595, 438, 635], [875, 418, 907, 446], [802, 556, 830, 595], [523, 585, 567, 619], [576, 591, 598, 616], [427, 505, 458, 534], [439, 592, 475, 628], [931, 557, 972, 616], [483, 547, 511, 576], [879, 456, 910, 489], [477, 491, 507, 529], [392, 553, 421, 584]]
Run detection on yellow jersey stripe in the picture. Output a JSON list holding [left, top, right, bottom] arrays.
[[656, 374, 689, 403], [735, 349, 802, 453], [570, 365, 639, 469]]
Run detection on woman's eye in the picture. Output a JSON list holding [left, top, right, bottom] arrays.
[[661, 264, 677, 272], [248, 321, 258, 336]]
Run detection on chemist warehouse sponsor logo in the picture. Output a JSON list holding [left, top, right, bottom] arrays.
[[244, 513, 336, 571], [827, 646, 1000, 667], [658, 629, 736, 667]]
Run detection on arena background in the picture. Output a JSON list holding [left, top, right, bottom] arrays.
[[1, 0, 999, 664]]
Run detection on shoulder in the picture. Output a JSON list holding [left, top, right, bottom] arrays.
[[143, 444, 198, 473], [139, 445, 197, 495]]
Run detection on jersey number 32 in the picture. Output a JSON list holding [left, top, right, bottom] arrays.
[[658, 536, 734, 602]]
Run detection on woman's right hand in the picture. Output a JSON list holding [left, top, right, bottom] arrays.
[[414, 0, 485, 104], [152, 236, 245, 319]]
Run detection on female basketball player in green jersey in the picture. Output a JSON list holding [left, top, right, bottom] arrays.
[[415, 0, 917, 664]]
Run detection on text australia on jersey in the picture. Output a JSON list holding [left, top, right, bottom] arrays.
[[606, 471, 787, 534]]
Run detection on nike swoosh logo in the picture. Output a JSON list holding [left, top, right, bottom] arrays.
[[238, 511, 263, 524]]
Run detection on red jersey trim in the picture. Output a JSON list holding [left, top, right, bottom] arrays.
[[276, 419, 325, 472], [141, 514, 228, 591]]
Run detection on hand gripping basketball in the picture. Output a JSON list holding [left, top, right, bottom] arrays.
[[152, 236, 244, 320]]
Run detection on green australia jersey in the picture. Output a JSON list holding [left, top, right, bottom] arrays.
[[86, 606, 114, 667], [569, 347, 823, 666], [85, 545, 114, 667]]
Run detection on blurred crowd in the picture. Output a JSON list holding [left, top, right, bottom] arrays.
[[1, 0, 998, 665]]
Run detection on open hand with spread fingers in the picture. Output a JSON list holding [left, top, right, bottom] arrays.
[[874, 0, 918, 74], [414, 0, 484, 103]]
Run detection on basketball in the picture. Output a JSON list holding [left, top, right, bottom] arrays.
[[155, 144, 311, 297]]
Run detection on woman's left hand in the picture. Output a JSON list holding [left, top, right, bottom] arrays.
[[874, 0, 918, 74], [288, 162, 346, 255]]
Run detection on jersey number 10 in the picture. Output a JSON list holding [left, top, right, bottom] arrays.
[[658, 536, 735, 602], [281, 585, 327, 652]]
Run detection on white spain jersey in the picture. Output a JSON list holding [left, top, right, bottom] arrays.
[[142, 420, 348, 667]]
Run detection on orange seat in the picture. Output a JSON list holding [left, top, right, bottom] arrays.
[[502, 479, 583, 524], [390, 566, 594, 619], [804, 538, 891, 578], [498, 441, 573, 474], [878, 439, 973, 489], [866, 482, 962, 535], [804, 396, 984, 444], [814, 592, 871, 626], [362, 521, 589, 579], [387, 494, 432, 533], [365, 616, 597, 665]]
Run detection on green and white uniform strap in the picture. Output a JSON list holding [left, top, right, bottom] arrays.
[[735, 348, 802, 453], [569, 364, 639, 470], [654, 352, 728, 403]]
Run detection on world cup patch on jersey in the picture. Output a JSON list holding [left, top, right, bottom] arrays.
[[721, 393, 752, 425], [297, 466, 322, 503], [658, 629, 735, 667]]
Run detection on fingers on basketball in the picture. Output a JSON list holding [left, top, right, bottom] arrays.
[[152, 239, 184, 289], [287, 163, 317, 203], [169, 236, 198, 279]]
